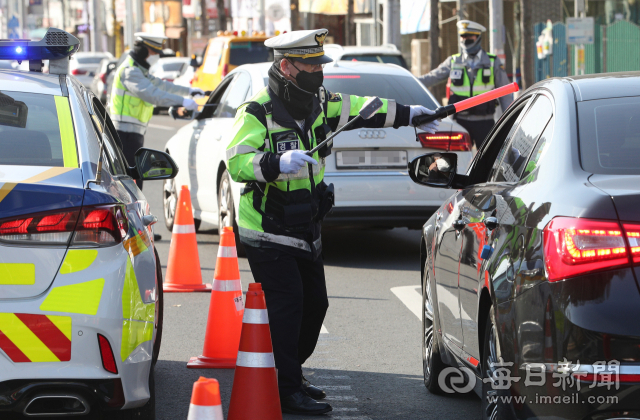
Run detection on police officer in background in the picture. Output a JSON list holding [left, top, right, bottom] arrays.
[[110, 33, 204, 188], [226, 29, 440, 415], [419, 20, 513, 149]]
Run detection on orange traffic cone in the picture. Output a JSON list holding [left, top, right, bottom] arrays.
[[227, 282, 282, 420], [164, 185, 211, 293], [188, 226, 244, 369], [187, 377, 224, 420]]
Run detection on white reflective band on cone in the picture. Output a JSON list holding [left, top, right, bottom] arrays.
[[173, 224, 196, 234], [243, 308, 269, 324], [217, 246, 237, 258], [212, 279, 242, 292], [187, 404, 224, 420], [236, 351, 275, 368]]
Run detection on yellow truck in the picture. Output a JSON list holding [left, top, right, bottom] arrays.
[[192, 32, 272, 103]]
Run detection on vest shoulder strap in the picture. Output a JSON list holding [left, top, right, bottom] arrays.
[[240, 101, 269, 130], [486, 53, 497, 60]]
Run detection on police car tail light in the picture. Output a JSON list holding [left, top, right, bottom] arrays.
[[0, 209, 79, 244], [417, 132, 471, 151], [623, 223, 640, 263], [543, 217, 632, 282], [98, 334, 118, 374], [72, 205, 128, 247]]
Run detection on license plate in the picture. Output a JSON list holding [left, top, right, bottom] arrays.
[[336, 150, 408, 169]]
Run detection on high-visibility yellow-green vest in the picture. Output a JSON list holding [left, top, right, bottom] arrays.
[[110, 57, 154, 132], [448, 53, 497, 115], [226, 86, 398, 259]]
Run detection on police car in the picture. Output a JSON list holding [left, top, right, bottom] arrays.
[[0, 29, 177, 418]]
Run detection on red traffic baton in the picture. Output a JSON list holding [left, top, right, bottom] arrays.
[[412, 82, 520, 126]]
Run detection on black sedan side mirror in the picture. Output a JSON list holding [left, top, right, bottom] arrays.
[[408, 152, 457, 188], [133, 148, 179, 181]]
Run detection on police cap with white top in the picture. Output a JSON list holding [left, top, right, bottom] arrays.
[[265, 29, 333, 65], [134, 32, 167, 53], [457, 20, 486, 36]]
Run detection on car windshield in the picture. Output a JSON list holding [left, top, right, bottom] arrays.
[[76, 56, 108, 64], [323, 74, 438, 109], [341, 54, 408, 69], [229, 42, 273, 66], [578, 97, 640, 175], [163, 62, 187, 72], [0, 91, 76, 167]]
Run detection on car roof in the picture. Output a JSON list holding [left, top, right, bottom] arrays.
[[0, 70, 62, 95], [564, 71, 640, 102], [155, 57, 191, 63], [240, 60, 414, 80], [324, 44, 402, 56]]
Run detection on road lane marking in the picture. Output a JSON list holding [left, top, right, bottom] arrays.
[[321, 324, 329, 334], [325, 396, 358, 401], [148, 123, 175, 131], [318, 385, 351, 390], [390, 285, 422, 320]]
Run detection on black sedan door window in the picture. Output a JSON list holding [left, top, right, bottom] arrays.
[[491, 95, 553, 183]]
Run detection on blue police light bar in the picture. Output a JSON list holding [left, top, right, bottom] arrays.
[[0, 28, 79, 61]]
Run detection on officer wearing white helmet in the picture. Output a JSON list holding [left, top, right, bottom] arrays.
[[110, 33, 204, 189], [419, 20, 513, 149], [226, 28, 440, 416]]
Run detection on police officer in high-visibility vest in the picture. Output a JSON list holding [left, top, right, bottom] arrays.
[[110, 33, 203, 188], [226, 29, 440, 415], [419, 20, 513, 149]]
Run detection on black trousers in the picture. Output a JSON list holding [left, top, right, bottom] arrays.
[[245, 245, 329, 398], [117, 130, 145, 189], [455, 118, 496, 149]]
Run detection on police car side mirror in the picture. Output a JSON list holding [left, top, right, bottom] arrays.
[[408, 152, 457, 188], [133, 148, 179, 181]]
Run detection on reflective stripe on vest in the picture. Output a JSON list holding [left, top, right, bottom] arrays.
[[448, 54, 495, 97], [110, 57, 155, 127]]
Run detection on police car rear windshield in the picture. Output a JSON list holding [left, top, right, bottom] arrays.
[[0, 92, 75, 167], [341, 54, 408, 69], [229, 42, 273, 66], [579, 97, 640, 175], [323, 74, 438, 110]]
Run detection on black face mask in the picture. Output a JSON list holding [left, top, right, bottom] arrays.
[[268, 63, 315, 120], [464, 38, 475, 46], [288, 60, 324, 93]]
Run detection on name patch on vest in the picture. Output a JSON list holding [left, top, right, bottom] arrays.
[[273, 131, 300, 153], [450, 69, 463, 80]]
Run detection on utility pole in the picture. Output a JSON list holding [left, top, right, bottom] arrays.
[[90, 0, 98, 51], [489, 0, 505, 64], [125, 0, 133, 48], [200, 0, 208, 35], [382, 0, 400, 48], [519, 0, 533, 88]]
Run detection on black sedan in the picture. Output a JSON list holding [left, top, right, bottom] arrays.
[[409, 73, 640, 420]]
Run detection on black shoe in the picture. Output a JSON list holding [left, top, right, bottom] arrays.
[[281, 391, 332, 416], [302, 374, 326, 400], [153, 233, 162, 241]]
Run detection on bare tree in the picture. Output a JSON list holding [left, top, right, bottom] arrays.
[[519, 0, 533, 88], [291, 0, 299, 30], [429, 0, 439, 71], [217, 0, 226, 31], [346, 0, 355, 45], [199, 0, 209, 35]]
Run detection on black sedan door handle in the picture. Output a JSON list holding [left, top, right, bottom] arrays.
[[453, 219, 467, 231], [484, 217, 499, 230]]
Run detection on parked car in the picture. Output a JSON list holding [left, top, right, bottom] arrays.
[[90, 57, 118, 104], [69, 52, 113, 88], [0, 31, 172, 418], [163, 61, 472, 244], [150, 57, 191, 82], [149, 57, 192, 114], [324, 44, 408, 69], [191, 33, 272, 104], [411, 73, 640, 420]]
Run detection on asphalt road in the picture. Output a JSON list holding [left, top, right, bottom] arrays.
[[145, 115, 481, 420]]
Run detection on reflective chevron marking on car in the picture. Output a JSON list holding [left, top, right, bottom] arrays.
[[0, 313, 71, 362], [0, 167, 75, 205], [123, 231, 151, 257]]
